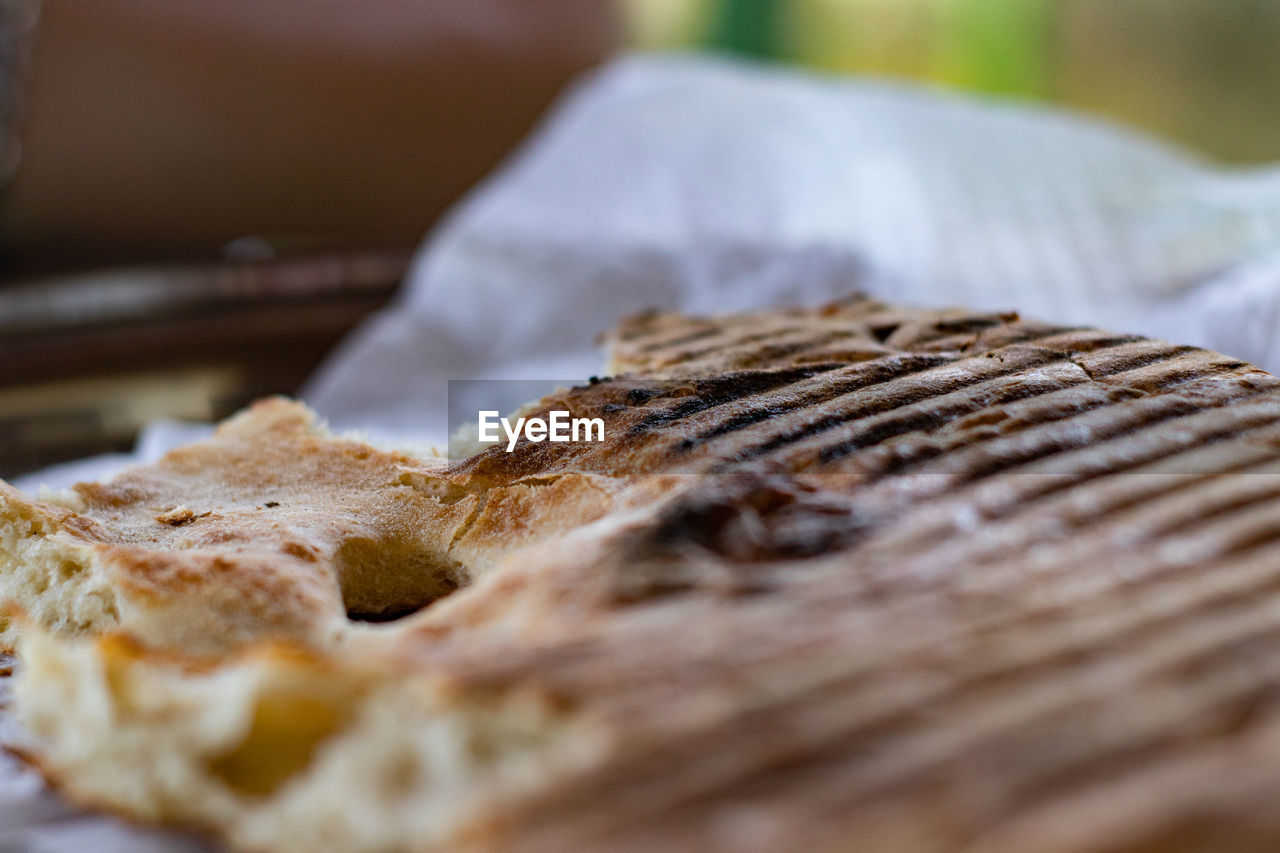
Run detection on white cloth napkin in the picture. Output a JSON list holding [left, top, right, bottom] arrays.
[[304, 53, 1280, 447], [9, 53, 1280, 849]]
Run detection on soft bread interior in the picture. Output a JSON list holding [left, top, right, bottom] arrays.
[[0, 486, 119, 651], [15, 625, 603, 853]]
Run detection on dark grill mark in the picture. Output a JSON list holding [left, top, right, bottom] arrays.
[[960, 325, 1094, 353], [703, 385, 1279, 568], [1098, 353, 1262, 383], [735, 344, 1257, 470], [1073, 344, 1198, 379], [856, 435, 1280, 596], [712, 339, 842, 367], [1030, 334, 1144, 356], [635, 325, 720, 354], [1143, 483, 1280, 541], [935, 315, 1012, 334], [945, 395, 1260, 485], [662, 326, 809, 364], [830, 358, 1273, 480], [646, 328, 1124, 455], [1054, 440, 1280, 526], [1205, 509, 1280, 561], [941, 388, 1280, 508], [1106, 359, 1262, 392], [722, 348, 1070, 465], [687, 329, 1133, 457], [716, 330, 873, 366], [814, 374, 1085, 465], [627, 364, 848, 435], [687, 353, 958, 446], [851, 387, 1148, 481]]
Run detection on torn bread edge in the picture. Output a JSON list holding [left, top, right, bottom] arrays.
[[11, 617, 608, 853]]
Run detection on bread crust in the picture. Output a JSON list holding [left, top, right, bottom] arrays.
[[9, 296, 1280, 852]]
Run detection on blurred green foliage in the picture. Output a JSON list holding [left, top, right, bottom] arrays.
[[625, 0, 1280, 163]]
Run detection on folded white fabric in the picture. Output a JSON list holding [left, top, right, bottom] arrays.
[[305, 53, 1280, 445]]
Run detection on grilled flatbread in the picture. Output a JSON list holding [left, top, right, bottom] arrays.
[[10, 296, 1280, 852], [0, 399, 627, 656]]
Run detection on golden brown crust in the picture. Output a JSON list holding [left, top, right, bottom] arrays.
[[0, 398, 626, 654], [9, 297, 1280, 852]]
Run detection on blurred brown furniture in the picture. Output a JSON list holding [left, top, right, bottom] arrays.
[[0, 251, 409, 477]]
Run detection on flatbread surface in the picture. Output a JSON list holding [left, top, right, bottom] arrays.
[[6, 296, 1280, 852]]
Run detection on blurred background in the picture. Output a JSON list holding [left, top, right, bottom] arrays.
[[629, 0, 1280, 164], [3, 0, 1279, 477]]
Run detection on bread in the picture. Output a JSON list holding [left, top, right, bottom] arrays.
[[0, 399, 625, 656], [10, 295, 1280, 852]]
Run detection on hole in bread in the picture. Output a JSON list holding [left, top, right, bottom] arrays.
[[335, 537, 469, 624], [870, 323, 900, 343], [208, 690, 353, 797]]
